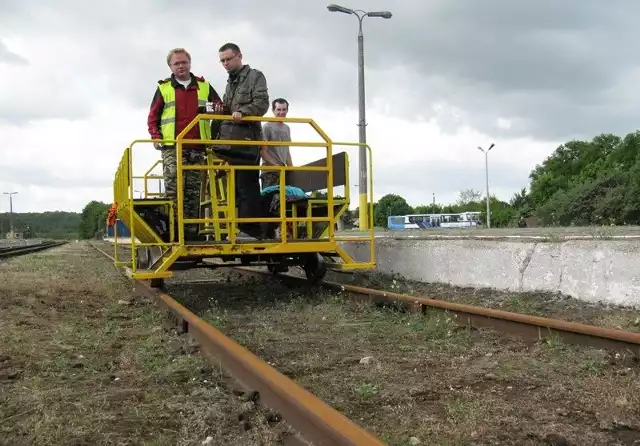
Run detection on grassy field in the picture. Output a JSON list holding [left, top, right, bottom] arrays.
[[23, 241, 638, 445], [165, 267, 640, 446], [0, 242, 288, 445]]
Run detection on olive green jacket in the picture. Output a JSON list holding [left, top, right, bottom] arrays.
[[222, 64, 269, 120]]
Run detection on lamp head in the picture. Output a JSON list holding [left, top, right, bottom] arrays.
[[368, 11, 392, 18], [327, 4, 353, 14]]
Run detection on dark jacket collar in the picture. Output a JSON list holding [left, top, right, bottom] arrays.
[[228, 65, 250, 81]]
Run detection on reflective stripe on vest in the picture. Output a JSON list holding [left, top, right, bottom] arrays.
[[158, 80, 211, 145]]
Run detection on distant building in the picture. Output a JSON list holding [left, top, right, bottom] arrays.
[[106, 219, 131, 238]]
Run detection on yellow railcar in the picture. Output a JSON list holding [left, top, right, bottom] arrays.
[[109, 113, 375, 289]]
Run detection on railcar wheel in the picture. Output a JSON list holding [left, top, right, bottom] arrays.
[[136, 247, 150, 270], [304, 253, 326, 283]]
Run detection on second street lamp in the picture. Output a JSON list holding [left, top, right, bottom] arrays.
[[477, 143, 495, 228]]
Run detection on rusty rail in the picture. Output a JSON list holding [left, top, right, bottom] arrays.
[[89, 242, 385, 446], [234, 267, 640, 355]]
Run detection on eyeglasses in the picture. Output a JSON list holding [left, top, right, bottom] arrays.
[[219, 54, 238, 64]]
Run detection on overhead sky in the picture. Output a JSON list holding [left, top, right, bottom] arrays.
[[1, 0, 638, 213]]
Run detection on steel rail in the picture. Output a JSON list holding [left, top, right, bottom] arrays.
[[89, 242, 385, 446], [234, 267, 640, 355], [0, 241, 67, 259]]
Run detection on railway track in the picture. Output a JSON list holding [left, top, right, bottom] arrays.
[[90, 242, 385, 446], [231, 267, 640, 356], [0, 240, 68, 259]]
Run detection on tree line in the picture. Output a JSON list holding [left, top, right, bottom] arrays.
[[362, 130, 640, 228], [8, 129, 640, 238], [363, 190, 517, 228], [0, 211, 81, 239], [0, 201, 110, 240]]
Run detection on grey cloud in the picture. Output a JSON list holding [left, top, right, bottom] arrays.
[[0, 41, 28, 66], [0, 105, 89, 125], [3, 0, 639, 141], [219, 0, 640, 141], [357, 0, 640, 140], [1, 166, 112, 189]]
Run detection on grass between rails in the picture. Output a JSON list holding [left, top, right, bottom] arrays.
[[325, 270, 640, 333], [0, 242, 288, 446], [101, 240, 640, 332], [168, 271, 640, 446]]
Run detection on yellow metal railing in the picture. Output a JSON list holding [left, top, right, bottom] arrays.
[[111, 113, 375, 273], [132, 160, 163, 198], [170, 114, 336, 246], [333, 141, 376, 265]]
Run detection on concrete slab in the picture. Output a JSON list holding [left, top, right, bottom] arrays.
[[340, 238, 640, 308]]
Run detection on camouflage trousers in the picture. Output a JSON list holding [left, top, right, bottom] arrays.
[[161, 147, 205, 237]]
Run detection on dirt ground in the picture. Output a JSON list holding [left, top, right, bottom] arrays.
[[165, 268, 640, 446], [321, 270, 640, 333], [0, 242, 288, 446], [94, 242, 640, 444]]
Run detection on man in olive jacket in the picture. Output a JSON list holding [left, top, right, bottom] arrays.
[[214, 42, 270, 239]]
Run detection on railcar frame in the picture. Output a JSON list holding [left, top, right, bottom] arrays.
[[109, 113, 376, 288]]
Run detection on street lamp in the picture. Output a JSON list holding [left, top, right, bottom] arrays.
[[327, 4, 392, 230], [2, 192, 18, 238], [477, 143, 495, 228]]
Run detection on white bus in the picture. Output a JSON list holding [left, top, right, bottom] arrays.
[[387, 212, 482, 230]]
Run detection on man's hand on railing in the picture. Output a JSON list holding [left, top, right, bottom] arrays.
[[232, 111, 243, 123], [153, 142, 163, 150]]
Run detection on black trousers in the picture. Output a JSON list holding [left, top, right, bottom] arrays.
[[214, 122, 270, 239], [233, 163, 263, 237]]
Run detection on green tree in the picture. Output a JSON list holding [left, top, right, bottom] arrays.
[[414, 204, 443, 214], [374, 194, 413, 227], [526, 130, 640, 226], [78, 201, 110, 239]]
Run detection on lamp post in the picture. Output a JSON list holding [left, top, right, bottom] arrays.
[[477, 143, 495, 228], [2, 192, 18, 238], [327, 4, 392, 230]]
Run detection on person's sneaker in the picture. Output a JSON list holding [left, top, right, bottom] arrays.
[[235, 231, 258, 242]]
